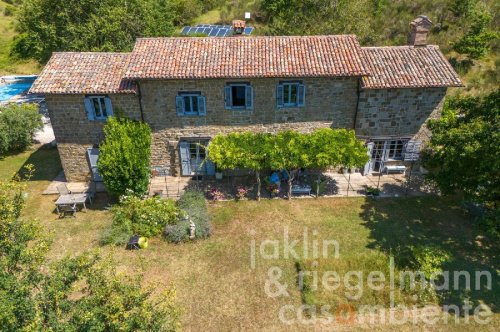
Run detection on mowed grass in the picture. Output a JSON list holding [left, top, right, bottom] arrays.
[[1, 146, 499, 330]]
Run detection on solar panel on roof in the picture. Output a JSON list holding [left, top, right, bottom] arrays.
[[208, 28, 219, 36], [244, 27, 254, 35], [217, 29, 227, 37], [181, 26, 190, 34], [195, 27, 205, 33], [223, 25, 231, 30], [204, 27, 211, 34]]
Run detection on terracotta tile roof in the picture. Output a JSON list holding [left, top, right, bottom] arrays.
[[124, 35, 369, 79], [29, 52, 136, 94], [361, 46, 462, 89]]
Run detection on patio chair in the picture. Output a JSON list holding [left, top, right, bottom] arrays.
[[58, 204, 77, 218], [56, 183, 71, 195]]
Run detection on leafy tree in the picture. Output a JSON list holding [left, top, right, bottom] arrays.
[[265, 130, 311, 200], [423, 90, 499, 207], [208, 132, 270, 201], [98, 117, 152, 197], [308, 129, 368, 197], [452, 9, 498, 60], [0, 167, 180, 331], [13, 0, 176, 62], [0, 103, 43, 155]]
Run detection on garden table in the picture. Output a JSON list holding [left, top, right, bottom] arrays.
[[55, 193, 90, 213]]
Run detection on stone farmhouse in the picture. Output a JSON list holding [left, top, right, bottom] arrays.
[[30, 16, 462, 182]]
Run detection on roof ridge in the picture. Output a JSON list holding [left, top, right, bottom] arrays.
[[361, 45, 440, 50], [135, 34, 358, 41]]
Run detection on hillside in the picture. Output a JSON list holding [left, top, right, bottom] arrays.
[[0, 0, 39, 75]]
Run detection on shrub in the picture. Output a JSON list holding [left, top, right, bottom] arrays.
[[165, 190, 211, 243], [410, 245, 451, 279], [164, 220, 190, 244], [4, 4, 16, 16], [0, 103, 43, 155], [104, 194, 179, 245], [98, 116, 152, 197]]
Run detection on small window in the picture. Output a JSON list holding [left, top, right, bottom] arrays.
[[224, 84, 253, 109], [277, 82, 305, 108], [84, 96, 113, 121], [176, 93, 206, 116]]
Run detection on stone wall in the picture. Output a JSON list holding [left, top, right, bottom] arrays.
[[45, 94, 140, 181], [45, 80, 448, 181], [355, 87, 446, 140], [139, 77, 359, 174]]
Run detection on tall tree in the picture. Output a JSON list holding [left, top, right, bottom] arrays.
[[423, 90, 500, 206]]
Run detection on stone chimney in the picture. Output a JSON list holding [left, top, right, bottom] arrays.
[[232, 20, 245, 35], [408, 15, 432, 46]]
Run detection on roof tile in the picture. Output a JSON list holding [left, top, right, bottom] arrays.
[[361, 46, 462, 89], [29, 53, 136, 94], [124, 36, 369, 79]]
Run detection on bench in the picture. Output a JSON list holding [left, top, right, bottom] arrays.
[[291, 184, 312, 195], [384, 165, 406, 175]]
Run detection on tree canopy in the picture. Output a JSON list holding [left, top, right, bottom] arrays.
[[0, 167, 180, 331], [208, 129, 368, 200], [423, 90, 500, 207], [13, 0, 177, 62]]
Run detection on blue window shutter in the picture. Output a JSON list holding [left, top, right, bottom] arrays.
[[176, 96, 185, 116], [224, 86, 232, 109], [198, 96, 206, 115], [245, 85, 253, 109], [276, 84, 284, 108], [297, 84, 305, 107], [179, 141, 192, 176], [104, 97, 113, 116], [84, 98, 95, 120]]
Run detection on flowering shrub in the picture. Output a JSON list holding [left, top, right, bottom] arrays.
[[208, 187, 225, 201], [102, 191, 179, 245], [236, 186, 249, 200]]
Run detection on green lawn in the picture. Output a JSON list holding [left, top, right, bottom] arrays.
[[1, 146, 499, 330]]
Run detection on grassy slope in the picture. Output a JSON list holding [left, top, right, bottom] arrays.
[[1, 147, 499, 331], [0, 0, 39, 75]]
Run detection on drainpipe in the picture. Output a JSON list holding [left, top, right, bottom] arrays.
[[353, 78, 361, 132], [136, 81, 145, 122]]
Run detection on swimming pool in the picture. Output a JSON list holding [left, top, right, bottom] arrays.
[[0, 77, 37, 102]]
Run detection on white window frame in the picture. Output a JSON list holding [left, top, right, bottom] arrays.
[[181, 93, 201, 115], [88, 96, 109, 120]]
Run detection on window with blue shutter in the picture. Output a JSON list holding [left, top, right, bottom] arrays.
[[225, 83, 253, 110], [84, 96, 113, 121], [176, 92, 206, 116], [276, 82, 305, 108]]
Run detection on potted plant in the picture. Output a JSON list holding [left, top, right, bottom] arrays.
[[236, 186, 249, 200]]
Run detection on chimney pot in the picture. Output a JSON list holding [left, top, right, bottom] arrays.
[[232, 20, 246, 35], [408, 15, 432, 46]]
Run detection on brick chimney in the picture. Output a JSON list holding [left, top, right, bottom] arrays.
[[232, 20, 245, 35], [408, 15, 432, 46]]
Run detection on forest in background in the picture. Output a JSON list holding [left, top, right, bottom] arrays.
[[0, 0, 498, 95]]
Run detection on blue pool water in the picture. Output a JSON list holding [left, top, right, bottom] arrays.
[[0, 79, 36, 102]]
